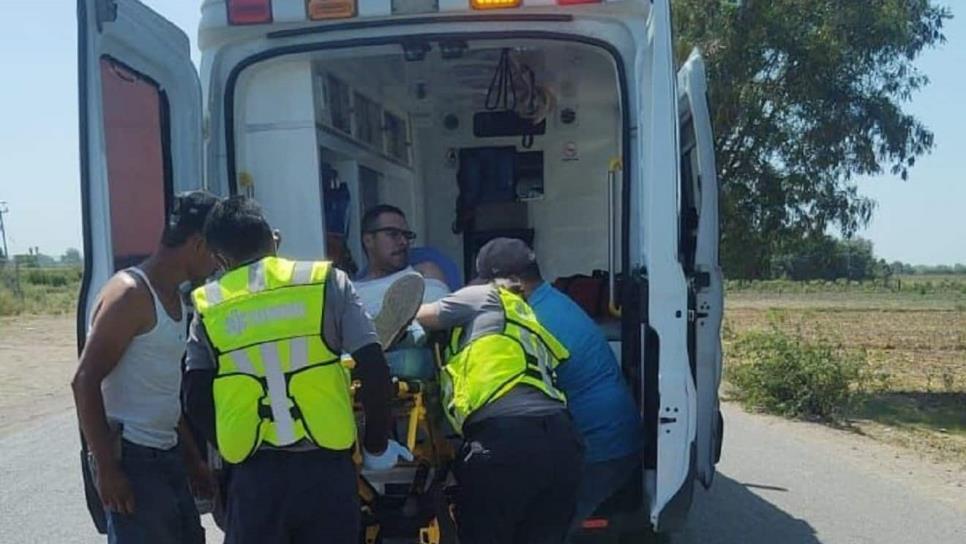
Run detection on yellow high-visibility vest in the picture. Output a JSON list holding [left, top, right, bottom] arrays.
[[192, 257, 355, 464], [441, 287, 569, 433]]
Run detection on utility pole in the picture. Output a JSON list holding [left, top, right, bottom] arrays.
[[0, 201, 9, 264]]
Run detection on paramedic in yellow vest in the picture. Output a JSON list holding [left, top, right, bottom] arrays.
[[182, 196, 419, 544], [415, 239, 585, 544]]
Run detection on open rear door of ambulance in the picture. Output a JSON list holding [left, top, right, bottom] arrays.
[[77, 0, 202, 531], [635, 0, 698, 535], [677, 50, 724, 489]]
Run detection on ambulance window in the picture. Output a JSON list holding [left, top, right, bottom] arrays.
[[679, 115, 699, 273], [327, 75, 352, 135], [384, 111, 409, 164], [354, 92, 381, 147], [99, 57, 171, 271], [359, 166, 381, 213]]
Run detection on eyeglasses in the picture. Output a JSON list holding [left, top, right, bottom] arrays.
[[366, 227, 417, 242]]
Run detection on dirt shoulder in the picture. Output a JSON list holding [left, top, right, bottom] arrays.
[[725, 291, 966, 467], [0, 315, 78, 437]]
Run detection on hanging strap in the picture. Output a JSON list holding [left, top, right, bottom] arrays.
[[485, 49, 517, 112]]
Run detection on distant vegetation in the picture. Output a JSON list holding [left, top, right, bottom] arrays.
[[1, 248, 84, 316], [761, 235, 966, 283], [0, 266, 82, 316], [726, 275, 966, 298]]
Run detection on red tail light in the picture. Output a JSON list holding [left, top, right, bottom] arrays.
[[227, 0, 273, 25], [582, 518, 610, 530]]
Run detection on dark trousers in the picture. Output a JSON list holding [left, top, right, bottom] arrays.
[[105, 440, 204, 544], [224, 448, 359, 544], [569, 452, 641, 537], [454, 411, 585, 544]]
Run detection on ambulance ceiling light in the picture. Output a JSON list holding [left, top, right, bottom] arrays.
[[440, 40, 468, 60], [403, 41, 432, 62]]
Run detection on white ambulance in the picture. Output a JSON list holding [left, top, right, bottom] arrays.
[[76, 0, 723, 541]]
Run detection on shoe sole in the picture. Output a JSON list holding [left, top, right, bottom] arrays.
[[373, 273, 425, 349]]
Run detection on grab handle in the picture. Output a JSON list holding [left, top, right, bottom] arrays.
[[607, 158, 622, 318]]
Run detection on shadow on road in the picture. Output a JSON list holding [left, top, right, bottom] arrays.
[[674, 473, 820, 543]]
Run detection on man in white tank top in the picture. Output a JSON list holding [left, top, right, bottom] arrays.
[[72, 191, 220, 544]]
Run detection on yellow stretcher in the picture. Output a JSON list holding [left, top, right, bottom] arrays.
[[344, 344, 458, 544]]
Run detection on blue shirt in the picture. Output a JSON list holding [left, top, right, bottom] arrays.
[[529, 282, 643, 463]]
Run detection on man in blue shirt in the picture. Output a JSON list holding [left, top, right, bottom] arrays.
[[474, 238, 643, 531]]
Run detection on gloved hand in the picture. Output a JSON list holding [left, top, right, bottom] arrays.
[[363, 440, 414, 471]]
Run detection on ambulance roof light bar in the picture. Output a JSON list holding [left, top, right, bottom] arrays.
[[470, 0, 522, 9], [226, 0, 611, 25], [466, 0, 603, 11], [308, 0, 358, 20]]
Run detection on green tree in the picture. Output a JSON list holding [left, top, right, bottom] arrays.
[[838, 238, 876, 280], [890, 261, 911, 275], [60, 248, 82, 267], [673, 0, 951, 278], [770, 235, 880, 281]]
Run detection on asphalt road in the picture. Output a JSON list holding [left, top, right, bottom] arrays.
[[1, 404, 963, 543]]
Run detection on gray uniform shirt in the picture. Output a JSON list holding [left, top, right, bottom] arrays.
[[426, 284, 564, 425]]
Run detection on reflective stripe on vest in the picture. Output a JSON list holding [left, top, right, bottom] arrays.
[[192, 257, 355, 464], [441, 287, 569, 433]]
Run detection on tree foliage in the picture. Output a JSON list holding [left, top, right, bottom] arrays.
[[60, 248, 82, 266], [673, 0, 951, 278], [770, 235, 882, 281]]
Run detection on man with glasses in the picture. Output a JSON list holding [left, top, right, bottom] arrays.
[[355, 205, 450, 344]]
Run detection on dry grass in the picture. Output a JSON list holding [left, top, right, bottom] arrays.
[[725, 285, 966, 466], [0, 267, 81, 316]]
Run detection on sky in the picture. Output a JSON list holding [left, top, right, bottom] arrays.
[[0, 1, 963, 265]]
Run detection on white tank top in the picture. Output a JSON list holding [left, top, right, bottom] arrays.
[[100, 268, 186, 450]]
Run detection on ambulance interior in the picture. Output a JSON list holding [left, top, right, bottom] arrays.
[[232, 38, 624, 321], [230, 38, 632, 538], [231, 34, 628, 520]]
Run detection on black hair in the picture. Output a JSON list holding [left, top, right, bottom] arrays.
[[361, 204, 406, 234], [203, 195, 274, 263], [161, 190, 219, 248]]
